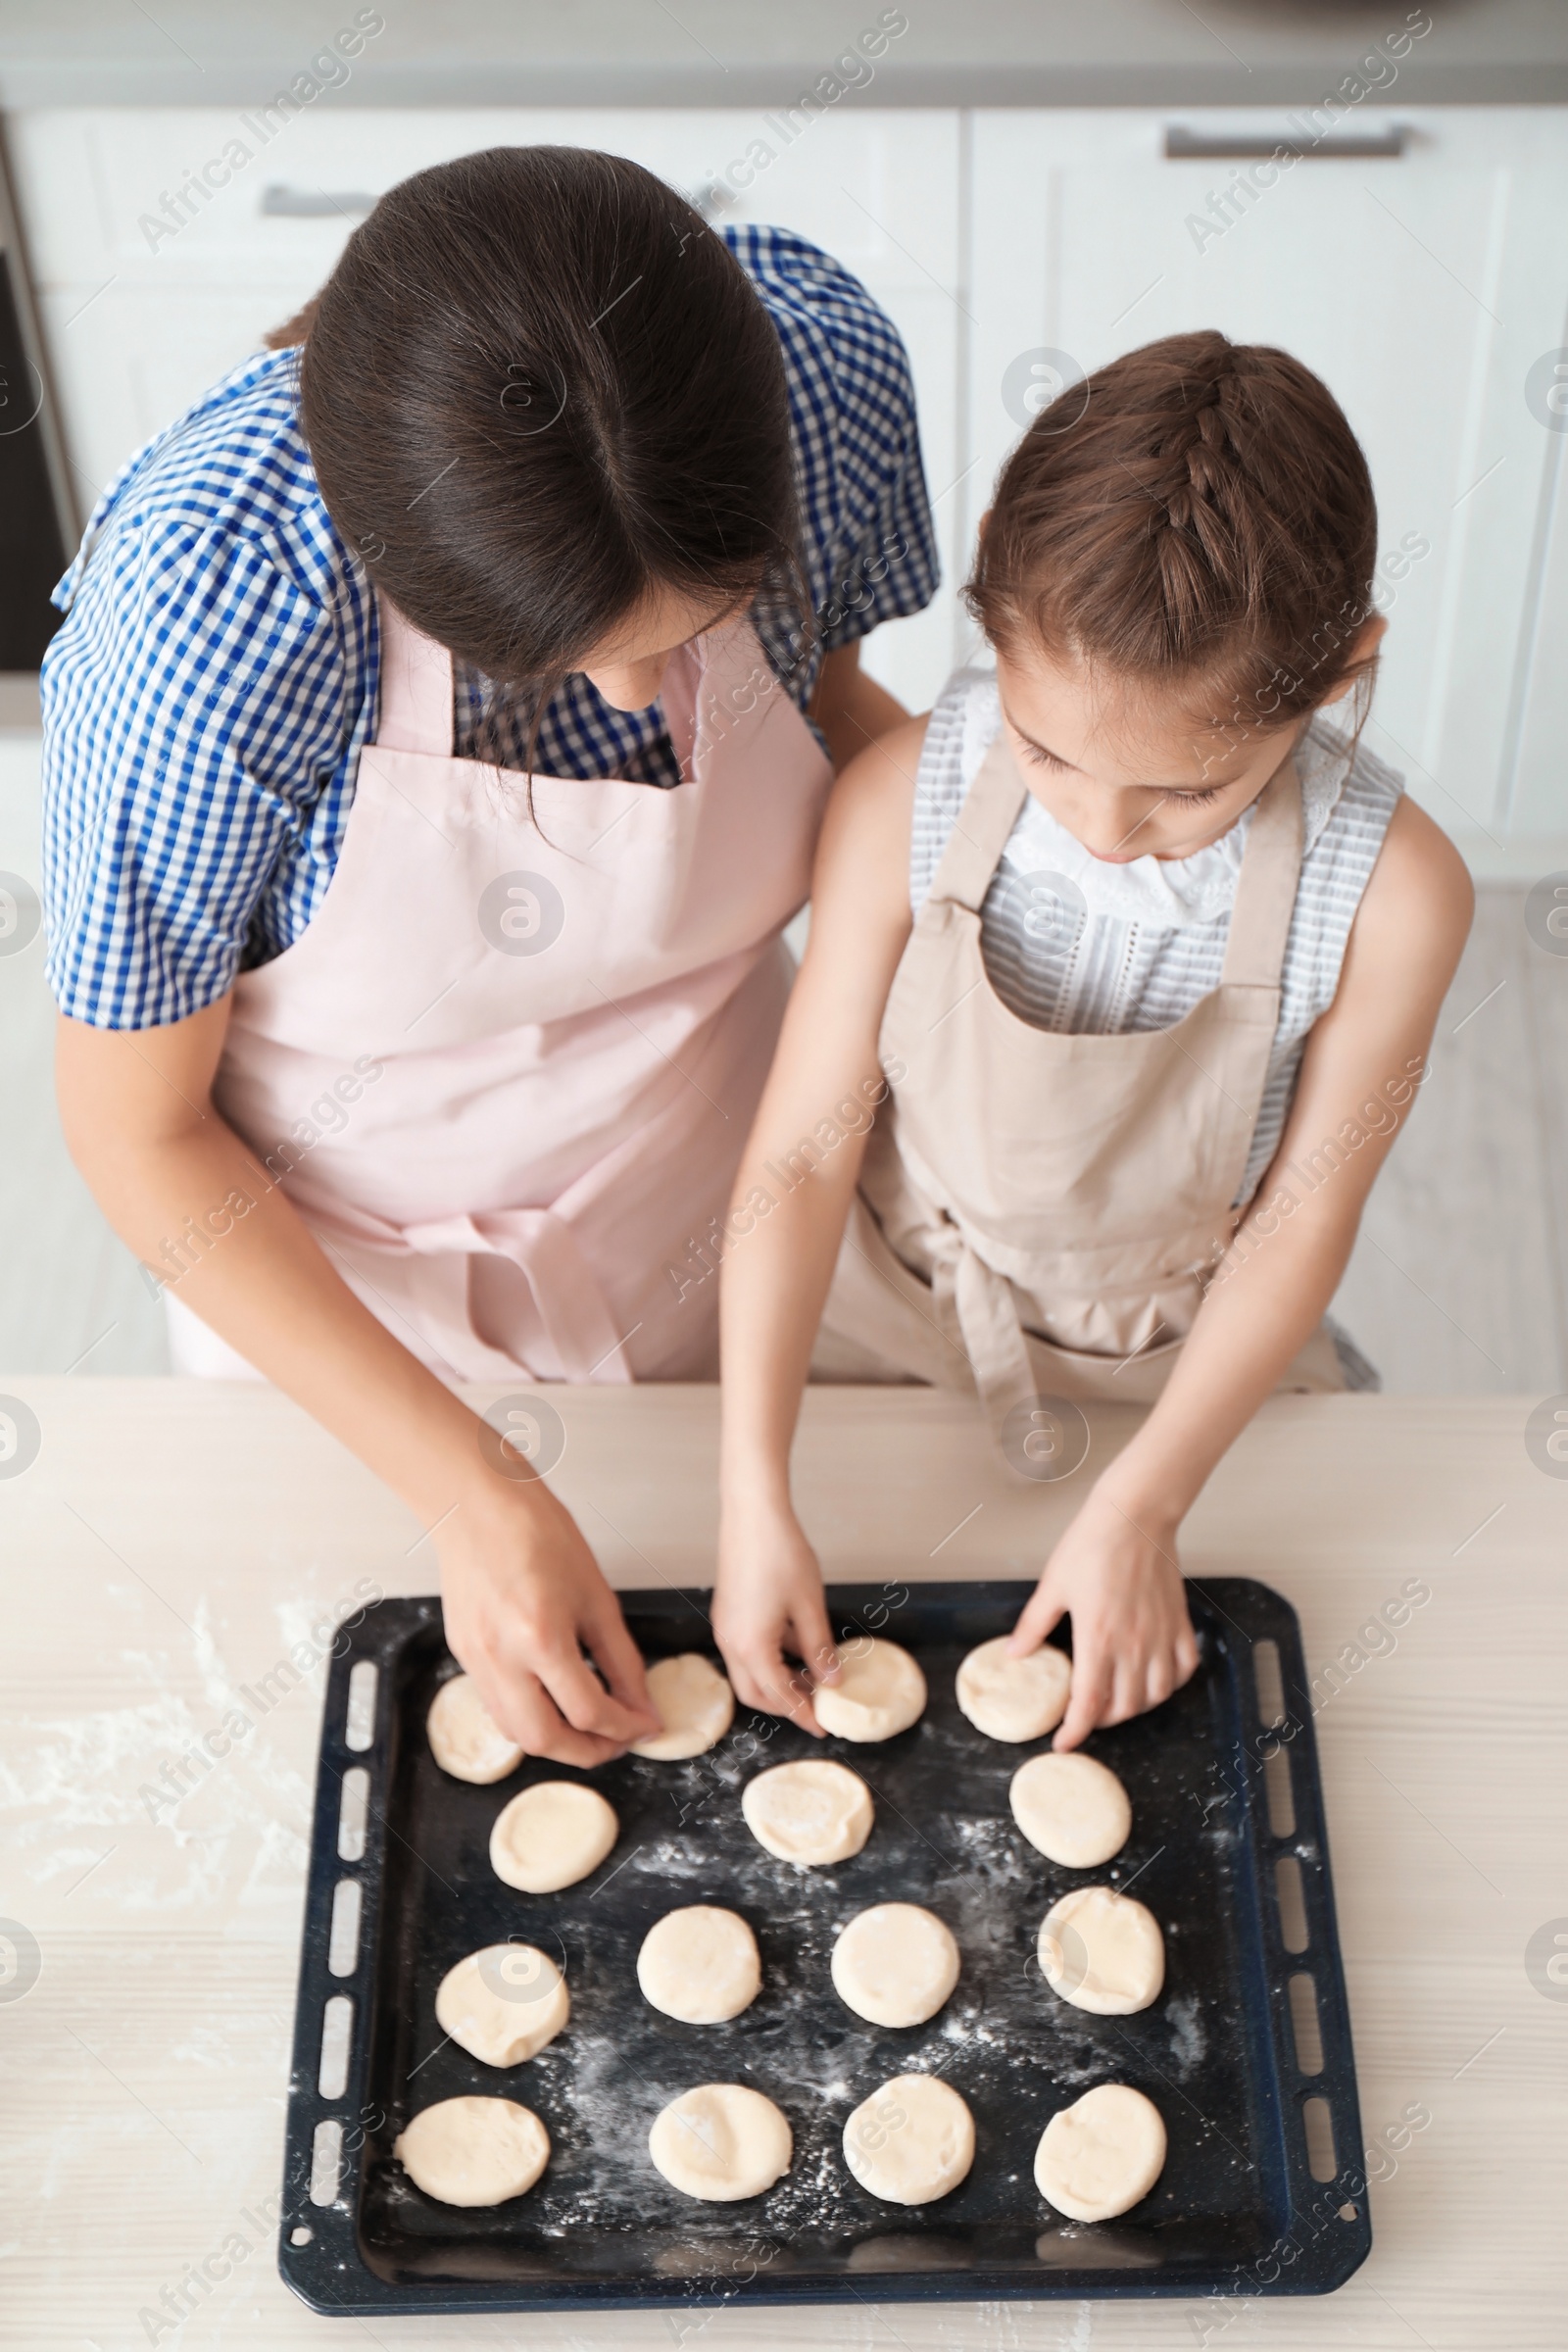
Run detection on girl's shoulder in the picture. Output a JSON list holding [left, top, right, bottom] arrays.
[[1298, 717, 1403, 865], [914, 665, 1001, 801]]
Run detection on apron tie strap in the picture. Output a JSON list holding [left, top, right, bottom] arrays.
[[391, 1209, 635, 1384], [925, 1218, 1038, 1429]]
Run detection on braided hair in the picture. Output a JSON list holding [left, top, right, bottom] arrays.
[[967, 330, 1379, 730]]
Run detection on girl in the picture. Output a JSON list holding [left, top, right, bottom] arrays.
[[713, 330, 1472, 1750]]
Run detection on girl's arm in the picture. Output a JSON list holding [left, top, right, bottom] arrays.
[[1014, 793, 1474, 1750], [714, 714, 925, 1727], [56, 1003, 659, 1765]]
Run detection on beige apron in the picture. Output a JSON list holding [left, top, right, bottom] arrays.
[[818, 728, 1344, 1416]]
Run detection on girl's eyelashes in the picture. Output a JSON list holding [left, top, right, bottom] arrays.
[[1014, 733, 1227, 808]]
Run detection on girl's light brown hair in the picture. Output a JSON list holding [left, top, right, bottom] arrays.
[[966, 329, 1379, 732]]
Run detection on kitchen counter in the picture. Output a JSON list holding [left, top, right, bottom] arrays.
[[2, 1377, 1563, 2347], [1, 0, 1566, 109]]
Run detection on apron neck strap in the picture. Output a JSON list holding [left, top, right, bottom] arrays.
[[925, 727, 1030, 911], [1220, 752, 1304, 988], [375, 591, 454, 759]]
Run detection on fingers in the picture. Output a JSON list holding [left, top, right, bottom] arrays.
[[582, 1596, 661, 1734], [539, 1643, 651, 1748], [728, 1645, 823, 1737], [478, 1660, 626, 1771], [1053, 1636, 1110, 1752], [1006, 1584, 1065, 1658], [791, 1588, 840, 1692]]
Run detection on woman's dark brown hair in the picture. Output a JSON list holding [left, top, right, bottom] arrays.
[[270, 146, 798, 700], [967, 329, 1379, 730]]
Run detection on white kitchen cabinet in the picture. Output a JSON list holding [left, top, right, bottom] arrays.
[[964, 107, 1568, 853], [12, 102, 1568, 849], [8, 106, 963, 716]]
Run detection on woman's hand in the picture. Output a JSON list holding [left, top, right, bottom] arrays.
[[1007, 1483, 1199, 1752], [438, 1479, 660, 1769], [711, 1495, 839, 1736]]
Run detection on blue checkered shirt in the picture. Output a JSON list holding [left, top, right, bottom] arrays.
[[42, 224, 938, 1028]]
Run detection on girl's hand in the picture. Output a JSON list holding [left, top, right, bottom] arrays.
[[712, 1496, 839, 1736], [1006, 1485, 1200, 1752], [438, 1480, 660, 1769]]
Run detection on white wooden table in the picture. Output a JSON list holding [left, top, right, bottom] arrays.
[[2, 1379, 1564, 2349]]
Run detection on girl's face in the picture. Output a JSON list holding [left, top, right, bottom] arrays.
[[994, 626, 1381, 864]]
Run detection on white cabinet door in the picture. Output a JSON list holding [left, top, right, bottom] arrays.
[[965, 107, 1568, 852], [11, 106, 961, 714]]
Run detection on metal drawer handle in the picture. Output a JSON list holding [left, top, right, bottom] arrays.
[[1165, 125, 1406, 162], [261, 183, 377, 218]]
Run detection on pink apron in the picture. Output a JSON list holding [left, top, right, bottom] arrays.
[[167, 596, 832, 1383]]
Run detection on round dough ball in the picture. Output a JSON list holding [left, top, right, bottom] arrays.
[[427, 1674, 524, 1785], [1009, 1751, 1131, 1867], [434, 1943, 569, 2067], [648, 2083, 792, 2201], [1035, 2083, 1166, 2221], [395, 2095, 550, 2206], [1038, 1886, 1164, 2016], [814, 1640, 926, 1742], [638, 1907, 761, 2024], [956, 1638, 1071, 1742], [741, 1759, 873, 1866], [629, 1653, 735, 1761], [843, 2075, 974, 2206], [490, 1782, 618, 1893], [831, 1904, 959, 2029]]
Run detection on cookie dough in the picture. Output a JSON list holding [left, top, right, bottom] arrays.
[[629, 1653, 735, 1761], [843, 2075, 974, 2206], [741, 1759, 873, 1866], [426, 1674, 524, 1784], [637, 1907, 761, 2024], [1038, 1886, 1164, 2016], [648, 2083, 792, 2201], [814, 1640, 926, 1742], [490, 1782, 618, 1893], [1035, 2082, 1167, 2221], [394, 2095, 550, 2206], [434, 1943, 569, 2067], [956, 1638, 1071, 1742], [831, 1904, 959, 2029], [1009, 1751, 1131, 1867]]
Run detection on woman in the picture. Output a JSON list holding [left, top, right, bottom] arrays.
[[43, 146, 936, 1765]]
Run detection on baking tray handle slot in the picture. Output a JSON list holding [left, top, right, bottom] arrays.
[[310, 2120, 344, 2207], [345, 1660, 378, 1751], [1287, 1973, 1324, 2076], [1274, 1854, 1309, 1952], [1301, 2097, 1338, 2182], [328, 1878, 363, 1977], [318, 1993, 354, 2098]]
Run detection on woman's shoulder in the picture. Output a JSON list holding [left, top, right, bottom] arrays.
[[56, 346, 347, 616]]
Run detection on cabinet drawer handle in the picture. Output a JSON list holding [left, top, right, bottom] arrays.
[[1164, 125, 1406, 162], [260, 184, 377, 218]]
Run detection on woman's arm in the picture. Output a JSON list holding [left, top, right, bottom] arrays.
[[56, 1002, 658, 1765], [1014, 793, 1475, 1749], [809, 641, 908, 774], [714, 713, 924, 1725]]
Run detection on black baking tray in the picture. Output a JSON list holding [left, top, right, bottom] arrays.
[[278, 1579, 1370, 2315]]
